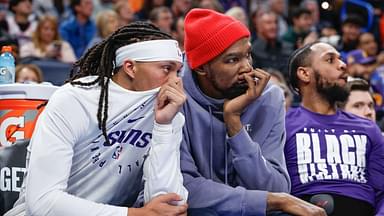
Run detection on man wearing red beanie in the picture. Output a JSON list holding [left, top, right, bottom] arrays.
[[180, 8, 326, 216]]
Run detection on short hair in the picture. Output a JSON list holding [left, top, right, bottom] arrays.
[[70, 0, 81, 15], [342, 14, 364, 27], [149, 6, 171, 23], [288, 41, 320, 93], [291, 7, 311, 20], [9, 0, 32, 14], [338, 79, 373, 108]]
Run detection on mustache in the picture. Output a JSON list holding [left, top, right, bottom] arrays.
[[225, 82, 249, 99]]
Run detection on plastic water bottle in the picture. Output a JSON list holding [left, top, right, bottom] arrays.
[[0, 46, 15, 84]]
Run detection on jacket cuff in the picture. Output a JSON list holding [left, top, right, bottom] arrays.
[[227, 127, 260, 157], [243, 190, 267, 216]]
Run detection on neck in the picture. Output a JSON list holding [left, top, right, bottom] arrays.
[[301, 89, 337, 115], [258, 35, 276, 46], [112, 70, 134, 91], [76, 13, 88, 24], [196, 72, 223, 99], [15, 13, 28, 23]]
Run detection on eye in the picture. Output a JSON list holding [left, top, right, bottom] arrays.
[[353, 103, 363, 109], [326, 58, 333, 63], [162, 65, 172, 73], [226, 57, 239, 64]]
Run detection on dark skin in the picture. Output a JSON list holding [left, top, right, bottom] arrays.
[[297, 43, 347, 114], [195, 37, 326, 216]]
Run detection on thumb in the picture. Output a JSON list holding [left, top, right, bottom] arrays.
[[155, 193, 182, 203]]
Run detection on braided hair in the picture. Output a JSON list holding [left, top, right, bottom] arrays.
[[69, 21, 172, 144]]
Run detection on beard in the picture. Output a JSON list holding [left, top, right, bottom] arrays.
[[206, 69, 249, 99], [223, 82, 249, 99], [314, 69, 349, 106]]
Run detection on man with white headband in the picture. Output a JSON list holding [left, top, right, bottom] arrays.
[[5, 22, 188, 216]]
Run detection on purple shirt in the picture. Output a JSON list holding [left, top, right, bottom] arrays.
[[285, 106, 384, 206]]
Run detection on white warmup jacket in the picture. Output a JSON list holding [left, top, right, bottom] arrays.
[[5, 76, 187, 216]]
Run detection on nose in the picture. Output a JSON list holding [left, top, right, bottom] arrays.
[[240, 56, 252, 74], [364, 106, 374, 120], [338, 59, 347, 72]]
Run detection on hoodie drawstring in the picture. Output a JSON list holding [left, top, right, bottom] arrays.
[[208, 106, 213, 180], [224, 135, 228, 185]]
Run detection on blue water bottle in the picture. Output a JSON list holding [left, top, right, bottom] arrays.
[[0, 46, 15, 84]]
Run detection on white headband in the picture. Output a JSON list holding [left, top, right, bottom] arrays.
[[115, 39, 182, 67]]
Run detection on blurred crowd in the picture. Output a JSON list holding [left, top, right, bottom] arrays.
[[2, 0, 384, 126]]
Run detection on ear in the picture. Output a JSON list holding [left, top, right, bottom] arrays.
[[122, 60, 135, 79], [194, 65, 208, 76], [297, 66, 311, 84]]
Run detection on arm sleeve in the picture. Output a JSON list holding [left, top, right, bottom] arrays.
[[60, 42, 77, 63], [228, 94, 290, 192], [180, 128, 268, 215], [368, 125, 384, 192], [19, 43, 38, 58], [25, 91, 127, 216], [376, 191, 384, 215], [143, 113, 188, 204]]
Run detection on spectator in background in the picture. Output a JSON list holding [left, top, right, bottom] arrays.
[[15, 63, 43, 83], [195, 0, 224, 13], [135, 0, 166, 21], [357, 32, 384, 65], [6, 0, 37, 46], [346, 49, 377, 80], [59, 0, 96, 59], [300, 0, 320, 31], [87, 9, 119, 49], [20, 15, 76, 63], [285, 41, 384, 215], [225, 6, 247, 27], [171, 16, 185, 51], [114, 0, 135, 27], [149, 6, 173, 35], [171, 0, 192, 18], [269, 0, 288, 37], [337, 15, 364, 60], [339, 79, 376, 122], [282, 7, 316, 49], [251, 9, 292, 78], [318, 21, 340, 48], [32, 0, 71, 21]]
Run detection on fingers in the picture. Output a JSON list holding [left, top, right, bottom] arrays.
[[155, 193, 188, 215], [157, 78, 186, 109], [154, 193, 183, 203], [145, 193, 188, 216], [243, 68, 270, 98]]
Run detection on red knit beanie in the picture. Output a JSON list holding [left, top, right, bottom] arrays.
[[184, 8, 250, 69]]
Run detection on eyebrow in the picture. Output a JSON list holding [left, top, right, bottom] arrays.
[[223, 49, 252, 58], [321, 52, 340, 59]]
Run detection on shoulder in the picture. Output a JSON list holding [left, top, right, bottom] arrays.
[[260, 82, 285, 104], [20, 42, 35, 50], [246, 82, 285, 116], [339, 110, 378, 129], [59, 16, 76, 28]]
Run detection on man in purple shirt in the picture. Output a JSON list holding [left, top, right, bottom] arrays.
[[285, 41, 384, 215]]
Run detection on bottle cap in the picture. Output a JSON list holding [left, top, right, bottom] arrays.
[[1, 46, 12, 53]]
